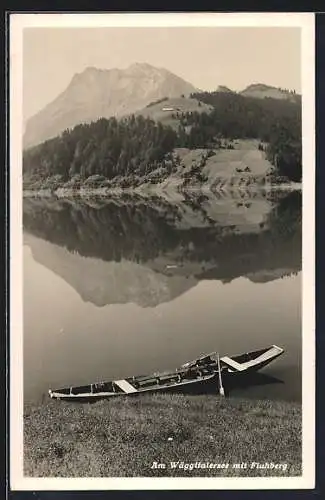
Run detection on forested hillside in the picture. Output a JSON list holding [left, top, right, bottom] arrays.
[[23, 116, 178, 187], [183, 92, 302, 181], [23, 91, 302, 189]]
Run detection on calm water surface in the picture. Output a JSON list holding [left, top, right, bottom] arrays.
[[23, 191, 302, 403]]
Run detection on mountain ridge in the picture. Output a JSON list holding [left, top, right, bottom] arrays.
[[239, 82, 300, 102], [23, 63, 300, 150]]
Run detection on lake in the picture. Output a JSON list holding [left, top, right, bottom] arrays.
[[23, 190, 302, 403]]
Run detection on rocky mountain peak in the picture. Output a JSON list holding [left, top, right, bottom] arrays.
[[23, 63, 198, 149]]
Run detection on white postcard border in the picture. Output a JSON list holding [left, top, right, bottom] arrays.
[[9, 12, 315, 491]]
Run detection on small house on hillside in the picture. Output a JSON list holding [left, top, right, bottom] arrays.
[[162, 107, 175, 112]]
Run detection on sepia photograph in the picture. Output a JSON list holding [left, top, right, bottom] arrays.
[[10, 13, 315, 490]]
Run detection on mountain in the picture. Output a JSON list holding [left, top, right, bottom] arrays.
[[240, 83, 300, 102], [216, 85, 234, 93], [23, 63, 198, 149]]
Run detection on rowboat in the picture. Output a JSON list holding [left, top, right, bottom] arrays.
[[48, 345, 284, 401]]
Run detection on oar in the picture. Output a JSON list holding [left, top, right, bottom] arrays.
[[217, 352, 225, 396]]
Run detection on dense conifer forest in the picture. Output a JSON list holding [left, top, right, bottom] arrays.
[[23, 116, 178, 186]]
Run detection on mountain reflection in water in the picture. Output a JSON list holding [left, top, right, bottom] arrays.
[[23, 191, 301, 308], [23, 190, 302, 402]]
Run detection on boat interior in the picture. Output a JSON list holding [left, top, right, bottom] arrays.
[[230, 347, 273, 364]]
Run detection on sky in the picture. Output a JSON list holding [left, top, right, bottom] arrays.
[[23, 27, 301, 121]]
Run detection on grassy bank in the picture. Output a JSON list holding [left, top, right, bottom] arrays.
[[24, 394, 301, 477]]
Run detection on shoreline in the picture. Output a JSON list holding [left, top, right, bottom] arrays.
[[24, 393, 302, 478], [23, 182, 302, 199]]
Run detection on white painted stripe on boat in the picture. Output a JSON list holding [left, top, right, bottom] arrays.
[[114, 379, 138, 394], [221, 347, 281, 372], [220, 356, 247, 371]]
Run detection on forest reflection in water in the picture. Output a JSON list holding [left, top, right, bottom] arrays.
[[23, 190, 302, 402]]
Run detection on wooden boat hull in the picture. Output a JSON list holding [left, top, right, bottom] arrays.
[[49, 372, 217, 401], [49, 345, 284, 401]]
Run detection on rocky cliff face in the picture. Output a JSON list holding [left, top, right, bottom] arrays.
[[23, 63, 198, 149]]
